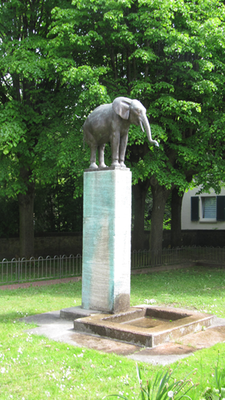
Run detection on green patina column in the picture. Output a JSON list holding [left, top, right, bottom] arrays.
[[82, 168, 131, 313]]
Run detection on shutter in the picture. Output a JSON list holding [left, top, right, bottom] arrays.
[[217, 196, 225, 221], [191, 197, 199, 221]]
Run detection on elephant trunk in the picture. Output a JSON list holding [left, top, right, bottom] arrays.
[[140, 114, 159, 147]]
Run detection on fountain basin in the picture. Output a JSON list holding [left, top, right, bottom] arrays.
[[73, 305, 214, 347]]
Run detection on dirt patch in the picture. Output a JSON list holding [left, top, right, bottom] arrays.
[[0, 276, 82, 291]]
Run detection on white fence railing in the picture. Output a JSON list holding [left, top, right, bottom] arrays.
[[0, 254, 82, 285], [0, 247, 224, 285]]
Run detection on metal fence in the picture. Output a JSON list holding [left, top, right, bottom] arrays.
[[131, 246, 225, 269], [0, 247, 225, 285], [0, 254, 82, 285]]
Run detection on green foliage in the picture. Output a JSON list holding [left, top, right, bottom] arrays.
[[202, 387, 225, 400], [0, 197, 19, 238], [1, 0, 225, 256], [0, 178, 83, 237], [144, 189, 171, 230], [201, 354, 225, 400], [58, 0, 225, 194], [2, 0, 225, 194], [0, 0, 105, 198], [107, 363, 195, 399], [34, 178, 83, 233]]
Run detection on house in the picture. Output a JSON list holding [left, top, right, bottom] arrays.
[[181, 186, 225, 230]]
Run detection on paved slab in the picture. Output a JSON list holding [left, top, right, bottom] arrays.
[[21, 311, 225, 366]]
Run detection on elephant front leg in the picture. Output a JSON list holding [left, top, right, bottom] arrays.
[[98, 144, 106, 168], [119, 134, 128, 168], [89, 144, 98, 169], [110, 133, 120, 167]]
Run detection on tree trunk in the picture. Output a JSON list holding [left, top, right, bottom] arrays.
[[18, 168, 35, 258], [171, 187, 184, 248], [150, 178, 171, 254], [132, 179, 150, 250]]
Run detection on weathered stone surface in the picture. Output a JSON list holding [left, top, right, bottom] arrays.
[[60, 306, 101, 321], [73, 306, 214, 348], [82, 169, 131, 313]]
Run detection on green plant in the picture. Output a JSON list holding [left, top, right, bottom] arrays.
[[201, 387, 225, 400], [214, 354, 225, 395], [201, 354, 225, 400], [106, 363, 195, 399]]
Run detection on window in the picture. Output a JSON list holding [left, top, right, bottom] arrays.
[[201, 197, 216, 219], [191, 196, 225, 222]]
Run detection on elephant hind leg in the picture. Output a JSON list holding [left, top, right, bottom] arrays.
[[89, 143, 98, 169], [89, 145, 98, 169], [84, 130, 98, 169], [98, 144, 106, 168]]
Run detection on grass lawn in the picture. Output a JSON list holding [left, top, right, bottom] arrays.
[[0, 266, 225, 399]]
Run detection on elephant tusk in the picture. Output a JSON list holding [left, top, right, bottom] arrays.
[[140, 120, 145, 132]]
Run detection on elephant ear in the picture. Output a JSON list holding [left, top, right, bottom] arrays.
[[112, 97, 132, 120]]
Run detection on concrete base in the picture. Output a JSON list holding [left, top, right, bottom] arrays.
[[82, 168, 131, 313], [60, 306, 101, 321]]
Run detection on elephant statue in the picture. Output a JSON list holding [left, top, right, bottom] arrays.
[[83, 96, 159, 169]]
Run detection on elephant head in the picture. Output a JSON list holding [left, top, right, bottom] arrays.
[[112, 97, 159, 147]]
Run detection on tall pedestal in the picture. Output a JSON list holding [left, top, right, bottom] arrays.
[[82, 168, 131, 313]]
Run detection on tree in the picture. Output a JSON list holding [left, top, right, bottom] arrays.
[[163, 0, 225, 247], [52, 0, 225, 253], [0, 0, 108, 257], [128, 0, 225, 251], [3, 0, 225, 257]]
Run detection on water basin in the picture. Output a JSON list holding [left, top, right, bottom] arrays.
[[73, 305, 214, 347]]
